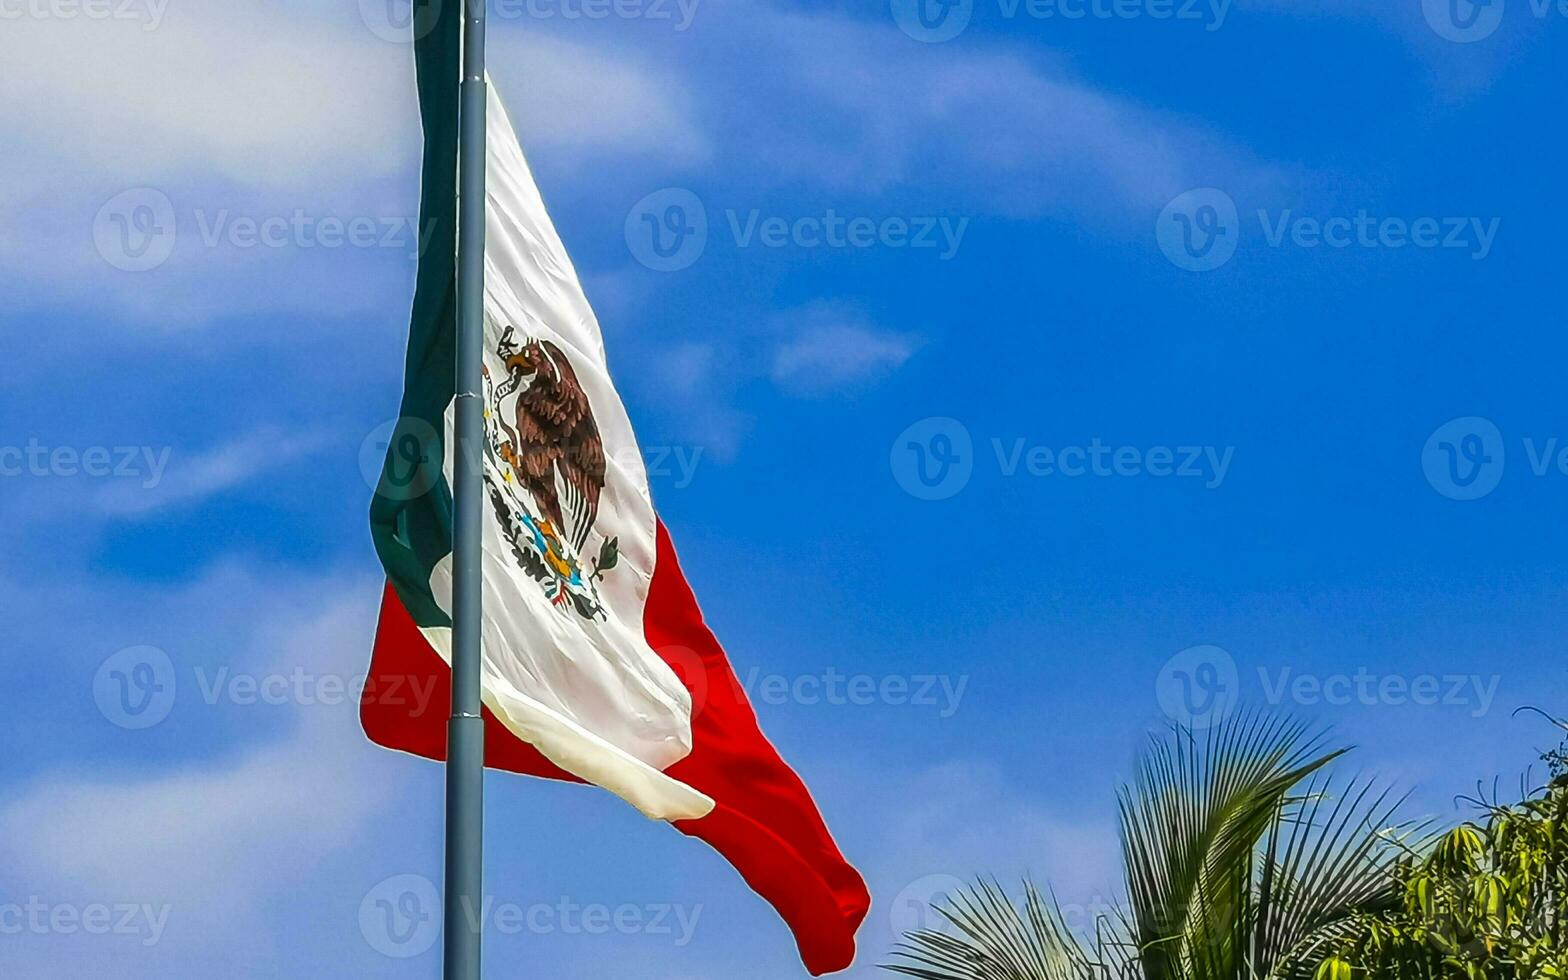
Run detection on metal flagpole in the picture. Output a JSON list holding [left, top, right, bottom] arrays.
[[446, 0, 487, 978]]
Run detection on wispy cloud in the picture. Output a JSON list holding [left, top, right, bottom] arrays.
[[494, 30, 709, 172], [0, 427, 332, 525], [770, 305, 919, 397], [638, 342, 751, 462], [0, 4, 707, 325], [662, 0, 1282, 220], [0, 567, 406, 977], [93, 428, 333, 518]]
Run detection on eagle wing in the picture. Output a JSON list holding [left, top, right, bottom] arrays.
[[515, 340, 605, 552]]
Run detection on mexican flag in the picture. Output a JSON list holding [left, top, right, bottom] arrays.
[[362, 17, 869, 976]]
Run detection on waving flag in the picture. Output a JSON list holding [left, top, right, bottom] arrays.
[[363, 20, 869, 976]]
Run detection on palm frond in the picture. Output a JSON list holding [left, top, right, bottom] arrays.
[[885, 879, 1100, 980], [884, 711, 1414, 980], [1120, 710, 1339, 980], [1254, 774, 1425, 979]]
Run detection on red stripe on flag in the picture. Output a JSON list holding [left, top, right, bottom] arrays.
[[362, 521, 869, 975]]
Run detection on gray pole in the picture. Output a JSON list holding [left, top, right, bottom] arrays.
[[446, 1, 487, 979]]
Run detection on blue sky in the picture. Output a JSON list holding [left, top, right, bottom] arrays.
[[3, 0, 1567, 976]]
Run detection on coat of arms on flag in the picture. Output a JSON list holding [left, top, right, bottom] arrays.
[[362, 11, 870, 975]]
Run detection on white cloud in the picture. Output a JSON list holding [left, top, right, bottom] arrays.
[[811, 758, 1123, 976], [770, 307, 918, 396], [873, 761, 1122, 901], [640, 342, 751, 461], [1230, 0, 1523, 99], [0, 427, 333, 525], [494, 31, 709, 169], [0, 6, 703, 198], [654, 341, 719, 396], [0, 5, 707, 324], [93, 427, 333, 517], [0, 0, 1284, 330], [0, 571, 410, 976], [679, 0, 1282, 220], [0, 4, 412, 196]]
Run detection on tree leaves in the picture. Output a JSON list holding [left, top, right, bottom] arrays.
[[1323, 781, 1568, 979], [884, 712, 1407, 980]]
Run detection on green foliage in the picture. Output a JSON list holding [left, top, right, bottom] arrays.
[[1317, 780, 1568, 980], [884, 711, 1414, 980], [884, 879, 1100, 980]]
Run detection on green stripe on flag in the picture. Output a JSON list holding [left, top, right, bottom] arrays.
[[370, 7, 460, 630]]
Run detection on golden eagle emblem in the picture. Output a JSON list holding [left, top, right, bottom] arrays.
[[484, 325, 619, 619]]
